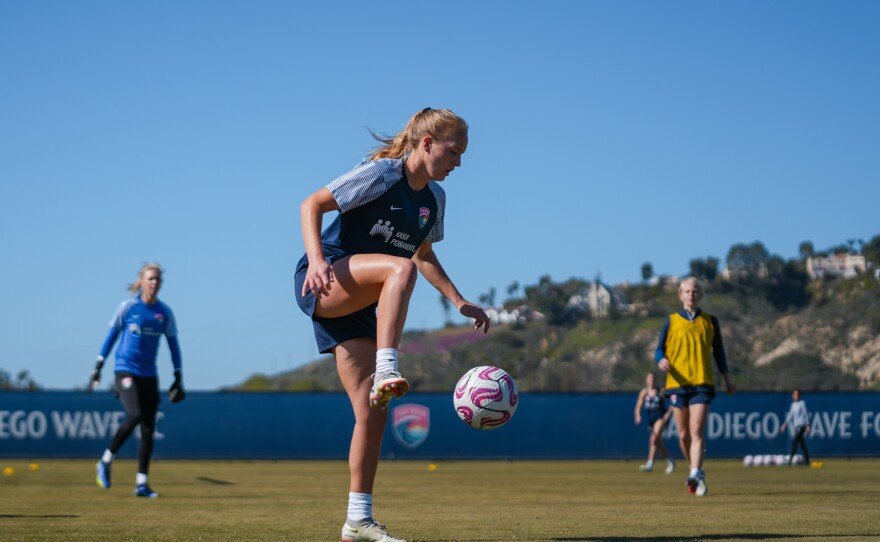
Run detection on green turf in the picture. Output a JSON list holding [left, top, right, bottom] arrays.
[[1, 458, 878, 541]]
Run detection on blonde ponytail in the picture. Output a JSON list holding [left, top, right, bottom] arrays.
[[370, 108, 468, 160]]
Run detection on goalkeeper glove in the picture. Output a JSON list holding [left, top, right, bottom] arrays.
[[89, 356, 104, 391], [169, 370, 186, 403]]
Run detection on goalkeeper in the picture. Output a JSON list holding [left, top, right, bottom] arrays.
[[89, 262, 185, 498]]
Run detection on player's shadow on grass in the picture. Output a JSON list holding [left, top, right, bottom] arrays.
[[195, 476, 234, 485]]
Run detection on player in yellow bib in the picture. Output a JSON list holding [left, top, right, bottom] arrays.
[[655, 277, 735, 497]]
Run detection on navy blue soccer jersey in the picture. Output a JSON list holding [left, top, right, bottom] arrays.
[[99, 297, 181, 377], [298, 158, 445, 270], [643, 389, 667, 414]]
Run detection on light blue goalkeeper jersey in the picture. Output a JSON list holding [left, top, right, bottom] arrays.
[[99, 297, 181, 377]]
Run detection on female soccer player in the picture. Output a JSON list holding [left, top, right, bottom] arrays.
[[780, 388, 811, 466], [89, 262, 185, 498], [655, 276, 734, 497], [295, 107, 489, 542], [633, 371, 675, 474]]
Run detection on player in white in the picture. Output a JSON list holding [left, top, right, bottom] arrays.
[[780, 388, 811, 466], [295, 108, 490, 542]]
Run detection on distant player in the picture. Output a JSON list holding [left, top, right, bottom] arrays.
[[633, 371, 675, 474], [780, 388, 811, 466], [89, 262, 185, 498], [295, 108, 489, 542], [655, 276, 734, 497]]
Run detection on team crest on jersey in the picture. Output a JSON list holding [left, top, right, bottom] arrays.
[[369, 219, 395, 242], [418, 207, 430, 228], [392, 404, 430, 449], [155, 313, 164, 321], [121, 377, 134, 390]]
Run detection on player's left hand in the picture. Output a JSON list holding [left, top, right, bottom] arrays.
[[169, 370, 186, 403], [459, 302, 490, 334]]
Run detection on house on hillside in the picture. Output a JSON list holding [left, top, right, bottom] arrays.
[[806, 253, 867, 279], [721, 263, 769, 281], [566, 281, 631, 319], [485, 305, 544, 325]]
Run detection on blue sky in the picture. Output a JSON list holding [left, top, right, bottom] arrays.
[[2, 1, 878, 390]]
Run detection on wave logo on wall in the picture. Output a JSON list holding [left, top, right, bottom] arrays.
[[392, 404, 430, 449]]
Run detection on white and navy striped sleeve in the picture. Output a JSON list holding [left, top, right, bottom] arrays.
[[426, 182, 445, 243], [326, 159, 403, 213]]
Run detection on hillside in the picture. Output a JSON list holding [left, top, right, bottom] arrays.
[[233, 274, 880, 393]]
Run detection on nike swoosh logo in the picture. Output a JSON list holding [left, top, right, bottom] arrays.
[[390, 205, 403, 210]]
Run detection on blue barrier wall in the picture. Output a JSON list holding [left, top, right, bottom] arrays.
[[1, 391, 879, 459]]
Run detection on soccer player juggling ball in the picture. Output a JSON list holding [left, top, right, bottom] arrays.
[[295, 108, 489, 542], [90, 262, 185, 499], [655, 276, 734, 497]]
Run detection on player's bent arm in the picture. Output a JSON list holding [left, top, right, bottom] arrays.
[[412, 242, 461, 303], [300, 188, 340, 296], [413, 242, 490, 333], [634, 389, 646, 421]]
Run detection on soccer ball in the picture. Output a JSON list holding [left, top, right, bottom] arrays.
[[453, 366, 518, 430]]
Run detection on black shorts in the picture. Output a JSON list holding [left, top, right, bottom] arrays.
[[646, 412, 665, 429]]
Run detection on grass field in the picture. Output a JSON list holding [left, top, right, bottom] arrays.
[[1, 458, 879, 541]]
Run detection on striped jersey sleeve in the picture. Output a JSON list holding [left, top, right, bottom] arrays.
[[426, 182, 445, 243], [326, 159, 404, 213]]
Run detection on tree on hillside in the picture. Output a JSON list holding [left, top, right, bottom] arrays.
[[641, 262, 654, 282], [525, 275, 573, 325], [847, 239, 863, 254], [727, 241, 770, 280], [862, 234, 880, 265], [506, 280, 520, 299], [799, 241, 814, 260], [689, 257, 719, 282], [0, 369, 41, 391], [763, 257, 810, 310]]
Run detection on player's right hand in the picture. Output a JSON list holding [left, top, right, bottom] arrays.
[[89, 355, 105, 391], [302, 259, 334, 298], [89, 370, 101, 391]]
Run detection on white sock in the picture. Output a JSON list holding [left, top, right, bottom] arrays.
[[101, 450, 114, 464], [689, 467, 700, 478], [347, 492, 372, 524], [136, 473, 148, 486], [645, 460, 654, 468], [376, 348, 398, 375]]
